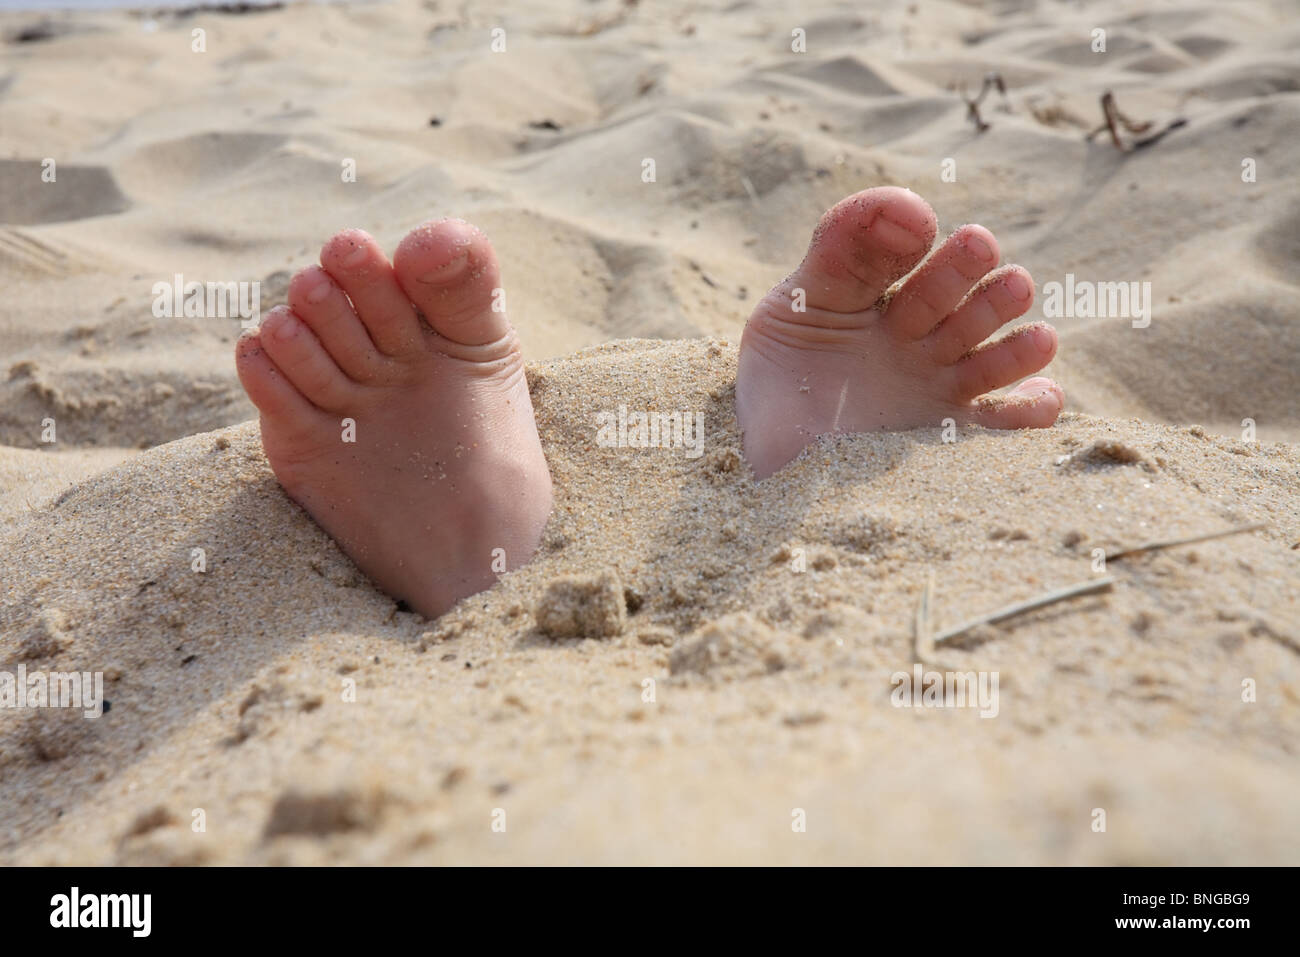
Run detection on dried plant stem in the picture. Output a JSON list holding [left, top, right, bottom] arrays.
[[913, 572, 935, 661], [933, 576, 1117, 646], [1109, 522, 1266, 561], [961, 71, 1008, 132]]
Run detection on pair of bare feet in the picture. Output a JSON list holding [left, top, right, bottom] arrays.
[[235, 187, 1063, 618]]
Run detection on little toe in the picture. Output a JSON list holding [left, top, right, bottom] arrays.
[[287, 265, 387, 381], [778, 186, 937, 315], [969, 377, 1064, 430], [258, 306, 361, 413], [392, 218, 510, 347], [319, 229, 422, 356], [949, 322, 1058, 399], [884, 224, 1000, 340], [929, 265, 1035, 365], [234, 329, 322, 424]]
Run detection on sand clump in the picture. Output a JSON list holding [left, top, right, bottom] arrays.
[[670, 613, 794, 679], [535, 571, 628, 639], [1058, 438, 1159, 472]]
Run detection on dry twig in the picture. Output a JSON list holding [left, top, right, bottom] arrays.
[[1108, 522, 1266, 561], [960, 72, 1010, 132], [933, 576, 1117, 646], [1086, 90, 1186, 150]]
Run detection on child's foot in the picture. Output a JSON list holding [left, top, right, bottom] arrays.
[[235, 220, 552, 618], [737, 187, 1064, 478]]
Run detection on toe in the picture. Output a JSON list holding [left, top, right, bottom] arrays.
[[288, 265, 387, 381], [929, 265, 1035, 365], [884, 224, 1000, 340], [234, 329, 322, 422], [258, 306, 361, 413], [779, 186, 937, 315], [949, 321, 1058, 399], [968, 377, 1064, 430], [392, 218, 510, 347], [319, 229, 422, 356]]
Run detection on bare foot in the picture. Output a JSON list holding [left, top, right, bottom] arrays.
[[737, 187, 1063, 478], [235, 220, 552, 618]]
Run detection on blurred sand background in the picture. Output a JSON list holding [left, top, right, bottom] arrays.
[[0, 0, 1297, 864]]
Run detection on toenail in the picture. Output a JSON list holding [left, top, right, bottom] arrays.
[[419, 250, 469, 284], [872, 213, 929, 252], [963, 231, 995, 263], [341, 242, 369, 268], [305, 274, 333, 303], [1004, 270, 1032, 301], [270, 313, 298, 340]]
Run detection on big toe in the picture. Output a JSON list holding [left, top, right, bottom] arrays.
[[782, 186, 937, 314], [393, 219, 509, 347]]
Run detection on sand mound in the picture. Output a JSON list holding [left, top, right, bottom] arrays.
[[2, 340, 1298, 864]]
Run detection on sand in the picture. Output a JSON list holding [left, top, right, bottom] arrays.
[[1, 0, 1298, 864]]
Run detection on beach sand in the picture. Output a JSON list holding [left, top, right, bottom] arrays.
[[1, 0, 1297, 864]]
